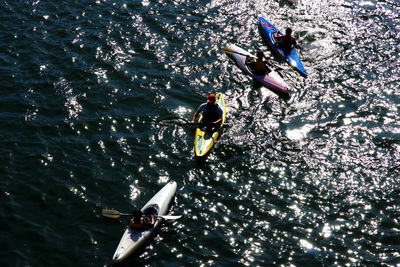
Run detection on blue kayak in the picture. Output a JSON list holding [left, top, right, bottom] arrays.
[[258, 17, 308, 78]]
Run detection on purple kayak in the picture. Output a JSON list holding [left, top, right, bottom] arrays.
[[222, 43, 290, 94]]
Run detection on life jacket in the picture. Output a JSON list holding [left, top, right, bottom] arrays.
[[129, 217, 145, 230], [202, 103, 220, 123], [252, 58, 268, 75], [129, 215, 155, 230]]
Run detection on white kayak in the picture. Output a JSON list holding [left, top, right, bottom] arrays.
[[222, 43, 290, 94], [112, 181, 177, 263]]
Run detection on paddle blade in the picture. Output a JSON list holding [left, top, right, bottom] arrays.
[[222, 46, 254, 58], [158, 214, 182, 220], [221, 46, 235, 54], [102, 209, 121, 219]]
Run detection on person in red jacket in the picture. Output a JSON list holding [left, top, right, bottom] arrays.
[[273, 27, 297, 50]]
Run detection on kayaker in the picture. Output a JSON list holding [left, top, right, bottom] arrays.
[[129, 209, 155, 230], [273, 27, 297, 50], [245, 49, 271, 75], [191, 94, 223, 132]]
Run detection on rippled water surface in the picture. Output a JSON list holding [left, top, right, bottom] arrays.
[[1, 0, 400, 266]]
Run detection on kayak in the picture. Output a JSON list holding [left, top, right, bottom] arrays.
[[258, 16, 308, 78], [112, 181, 177, 263], [222, 43, 290, 94], [194, 93, 226, 158]]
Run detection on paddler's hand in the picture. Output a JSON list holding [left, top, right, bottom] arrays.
[[245, 55, 251, 64]]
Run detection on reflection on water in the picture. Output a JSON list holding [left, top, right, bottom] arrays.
[[2, 0, 400, 266]]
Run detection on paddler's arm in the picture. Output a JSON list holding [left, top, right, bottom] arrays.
[[212, 113, 223, 124], [294, 41, 302, 50], [245, 55, 252, 65], [143, 215, 155, 225], [191, 110, 199, 123], [273, 32, 282, 38], [213, 117, 222, 124], [263, 57, 274, 67]]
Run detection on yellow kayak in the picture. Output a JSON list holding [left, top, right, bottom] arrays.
[[194, 93, 226, 158]]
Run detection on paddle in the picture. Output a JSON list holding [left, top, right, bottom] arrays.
[[222, 46, 286, 71], [187, 121, 231, 126], [160, 119, 231, 127], [159, 119, 198, 127], [102, 209, 182, 220], [222, 46, 254, 58]]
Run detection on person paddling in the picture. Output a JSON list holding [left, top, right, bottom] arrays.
[[129, 209, 155, 230], [245, 49, 271, 75], [191, 94, 223, 132], [273, 27, 297, 50]]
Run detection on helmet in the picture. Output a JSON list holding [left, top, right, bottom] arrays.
[[207, 94, 216, 103], [133, 209, 142, 219]]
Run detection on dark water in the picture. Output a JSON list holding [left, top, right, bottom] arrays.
[[1, 0, 400, 266]]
